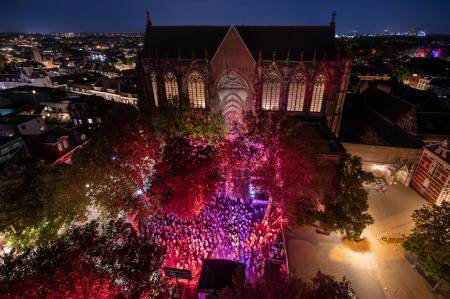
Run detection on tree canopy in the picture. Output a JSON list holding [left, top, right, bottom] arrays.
[[0, 220, 168, 298], [0, 159, 89, 251], [219, 265, 355, 299], [315, 155, 374, 240], [403, 202, 450, 284]]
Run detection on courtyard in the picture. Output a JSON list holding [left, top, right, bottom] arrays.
[[285, 184, 447, 299]]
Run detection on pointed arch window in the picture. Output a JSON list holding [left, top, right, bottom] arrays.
[[150, 72, 159, 107], [310, 74, 326, 112], [262, 72, 281, 110], [164, 72, 179, 102], [187, 71, 206, 108], [287, 74, 306, 112]]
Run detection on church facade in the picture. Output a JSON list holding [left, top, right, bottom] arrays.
[[137, 12, 351, 136]]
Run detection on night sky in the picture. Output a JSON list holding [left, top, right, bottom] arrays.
[[1, 0, 449, 34]]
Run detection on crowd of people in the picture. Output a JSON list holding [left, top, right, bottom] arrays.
[[141, 196, 286, 279]]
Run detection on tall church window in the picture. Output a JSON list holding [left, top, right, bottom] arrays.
[[262, 72, 281, 110], [150, 72, 159, 107], [164, 72, 179, 102], [310, 74, 326, 112], [287, 74, 306, 112], [187, 71, 206, 108]]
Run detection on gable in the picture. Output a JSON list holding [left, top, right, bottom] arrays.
[[210, 26, 256, 88]]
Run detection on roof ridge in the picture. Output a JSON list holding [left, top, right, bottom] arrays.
[[151, 25, 332, 28]]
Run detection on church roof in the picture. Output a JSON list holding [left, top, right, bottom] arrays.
[[142, 25, 336, 61]]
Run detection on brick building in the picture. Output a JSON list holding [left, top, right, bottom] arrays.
[[411, 140, 450, 204]]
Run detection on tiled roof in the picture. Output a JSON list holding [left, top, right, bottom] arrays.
[[362, 87, 412, 124], [0, 114, 43, 125], [39, 127, 73, 144], [143, 25, 335, 61]]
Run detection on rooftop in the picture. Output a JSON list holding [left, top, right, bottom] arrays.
[[0, 114, 43, 125], [197, 259, 245, 292], [143, 25, 336, 61]]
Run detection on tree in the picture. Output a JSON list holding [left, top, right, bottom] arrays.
[[71, 104, 161, 218], [148, 137, 222, 218], [151, 95, 226, 145], [71, 101, 225, 220], [392, 65, 412, 83], [219, 266, 355, 299], [0, 220, 168, 298], [305, 271, 355, 299], [222, 112, 327, 222], [316, 155, 374, 240], [0, 159, 90, 251], [403, 202, 450, 285]]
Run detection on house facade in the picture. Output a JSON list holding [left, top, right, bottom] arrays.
[[411, 140, 450, 204], [0, 115, 47, 137], [137, 12, 351, 136]]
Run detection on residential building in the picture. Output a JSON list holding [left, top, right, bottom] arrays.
[[67, 95, 113, 131], [411, 140, 450, 204], [68, 78, 138, 106], [27, 126, 85, 164], [0, 115, 47, 137]]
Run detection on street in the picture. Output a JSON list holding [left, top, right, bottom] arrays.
[[285, 184, 447, 299]]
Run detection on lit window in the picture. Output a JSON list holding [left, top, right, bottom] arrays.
[[262, 73, 281, 110], [164, 72, 179, 102], [150, 72, 159, 107], [88, 118, 93, 124], [428, 161, 438, 176], [310, 74, 326, 112], [187, 71, 206, 108], [438, 190, 450, 204], [287, 74, 306, 112], [57, 143, 63, 152]]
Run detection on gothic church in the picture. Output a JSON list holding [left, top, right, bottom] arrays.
[[137, 12, 351, 136]]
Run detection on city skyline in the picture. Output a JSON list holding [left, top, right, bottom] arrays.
[[1, 0, 450, 34]]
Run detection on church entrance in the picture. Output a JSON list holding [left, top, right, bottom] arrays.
[[217, 71, 249, 125]]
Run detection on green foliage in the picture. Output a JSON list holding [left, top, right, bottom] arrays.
[[4, 218, 63, 252], [393, 65, 412, 83], [317, 154, 374, 240], [0, 159, 89, 250], [151, 96, 226, 146], [403, 202, 450, 284]]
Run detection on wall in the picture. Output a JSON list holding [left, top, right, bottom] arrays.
[[343, 143, 421, 164], [343, 142, 421, 186], [411, 149, 450, 203], [17, 117, 47, 136]]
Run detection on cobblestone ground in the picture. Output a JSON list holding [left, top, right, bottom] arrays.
[[285, 184, 447, 299]]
